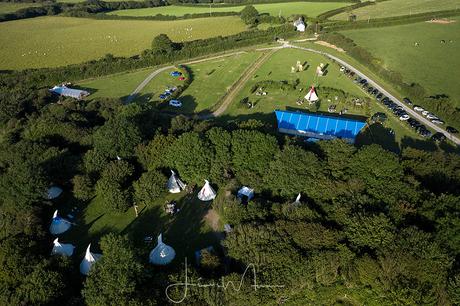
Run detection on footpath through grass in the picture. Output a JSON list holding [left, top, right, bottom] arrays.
[[341, 17, 460, 106], [110, 2, 351, 18], [332, 0, 460, 21], [0, 16, 246, 70]]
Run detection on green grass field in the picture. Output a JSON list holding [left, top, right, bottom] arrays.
[[0, 16, 246, 70], [332, 0, 460, 21], [60, 188, 221, 264], [342, 17, 460, 105], [156, 52, 261, 113], [110, 2, 350, 18], [0, 2, 42, 13]]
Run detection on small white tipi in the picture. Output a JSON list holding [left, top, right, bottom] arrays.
[[304, 86, 319, 102], [49, 210, 72, 235], [197, 180, 216, 201], [167, 170, 186, 193], [80, 244, 102, 275], [293, 193, 301, 204], [51, 238, 75, 257], [149, 234, 176, 265], [47, 186, 63, 200]]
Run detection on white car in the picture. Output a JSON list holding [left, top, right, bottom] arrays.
[[169, 100, 182, 107], [426, 114, 438, 120], [431, 119, 444, 125], [422, 110, 430, 116], [340, 66, 345, 72], [413, 106, 424, 112], [399, 115, 410, 121]]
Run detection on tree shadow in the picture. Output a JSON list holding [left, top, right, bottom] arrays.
[[355, 123, 399, 153], [400, 136, 438, 152]]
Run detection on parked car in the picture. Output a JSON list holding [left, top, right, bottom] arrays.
[[372, 89, 379, 95], [422, 110, 430, 116], [169, 100, 182, 107], [431, 119, 445, 125], [376, 93, 383, 101], [354, 77, 362, 83], [159, 94, 167, 99], [426, 114, 438, 120], [418, 127, 432, 138], [340, 66, 345, 72], [413, 105, 424, 112], [431, 132, 446, 142], [446, 126, 459, 133], [403, 98, 413, 105], [399, 114, 410, 121], [359, 79, 367, 84]]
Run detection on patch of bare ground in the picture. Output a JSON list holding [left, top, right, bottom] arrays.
[[314, 40, 345, 52], [426, 18, 457, 24]]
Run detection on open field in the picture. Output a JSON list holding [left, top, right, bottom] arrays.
[[60, 188, 221, 264], [110, 2, 351, 18], [0, 2, 42, 13], [0, 16, 246, 70], [342, 17, 460, 106], [332, 0, 460, 21]]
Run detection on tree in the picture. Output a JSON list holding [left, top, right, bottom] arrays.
[[72, 174, 94, 201], [95, 178, 130, 212], [135, 133, 176, 170], [206, 128, 232, 185], [240, 5, 259, 25], [82, 234, 143, 306], [345, 213, 395, 250], [151, 34, 175, 55], [133, 170, 166, 205]]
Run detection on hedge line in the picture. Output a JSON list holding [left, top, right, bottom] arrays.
[[316, 1, 373, 21], [174, 0, 357, 5], [77, 11, 240, 21]]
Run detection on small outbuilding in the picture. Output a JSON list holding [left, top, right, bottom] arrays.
[[293, 18, 306, 32], [49, 86, 89, 100]]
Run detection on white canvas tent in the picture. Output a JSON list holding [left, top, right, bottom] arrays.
[[47, 186, 63, 200], [51, 238, 75, 257], [237, 186, 254, 202], [49, 210, 72, 235], [149, 234, 176, 265], [49, 86, 90, 100], [293, 193, 301, 204], [197, 180, 216, 201], [293, 18, 306, 32], [304, 86, 319, 102], [167, 170, 186, 193], [80, 244, 102, 275]]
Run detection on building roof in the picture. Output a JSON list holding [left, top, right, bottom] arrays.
[[275, 110, 366, 142], [49, 86, 90, 100]]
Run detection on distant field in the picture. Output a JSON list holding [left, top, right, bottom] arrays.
[[0, 2, 41, 13], [110, 2, 351, 18], [332, 0, 460, 21], [0, 16, 246, 70], [342, 17, 460, 105]]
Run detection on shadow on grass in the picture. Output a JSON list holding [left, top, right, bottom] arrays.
[[356, 123, 399, 153]]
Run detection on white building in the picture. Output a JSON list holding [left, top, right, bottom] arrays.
[[293, 18, 306, 32]]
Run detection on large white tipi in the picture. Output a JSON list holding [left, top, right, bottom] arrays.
[[167, 170, 186, 193], [51, 238, 75, 257], [149, 234, 176, 265], [49, 210, 72, 235], [197, 180, 216, 201], [80, 244, 102, 275], [304, 86, 319, 102]]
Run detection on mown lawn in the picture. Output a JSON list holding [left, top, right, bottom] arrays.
[[332, 0, 460, 21], [110, 2, 351, 18], [341, 17, 460, 106], [0, 16, 247, 70], [60, 188, 221, 265]]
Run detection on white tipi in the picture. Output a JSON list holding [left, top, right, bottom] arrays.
[[149, 234, 176, 265], [197, 180, 216, 201], [304, 86, 319, 102], [49, 210, 72, 235], [51, 238, 75, 257], [80, 244, 102, 275], [293, 193, 301, 205], [167, 170, 186, 193]]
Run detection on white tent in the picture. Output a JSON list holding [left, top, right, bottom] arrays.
[[293, 18, 306, 32], [305, 86, 319, 102], [237, 186, 254, 202], [167, 170, 186, 193], [80, 244, 102, 275], [49, 86, 90, 100], [49, 210, 72, 235], [51, 238, 75, 257], [197, 180, 216, 201], [293, 193, 301, 204], [47, 186, 63, 200], [149, 234, 176, 265]]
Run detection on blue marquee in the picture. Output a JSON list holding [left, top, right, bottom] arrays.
[[275, 110, 367, 142]]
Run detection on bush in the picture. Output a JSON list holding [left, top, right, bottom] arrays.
[[133, 170, 166, 205], [72, 174, 94, 201]]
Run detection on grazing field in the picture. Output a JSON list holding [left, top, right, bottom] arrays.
[[0, 16, 246, 70], [0, 2, 41, 13], [332, 0, 460, 21], [110, 2, 351, 18], [342, 17, 460, 105], [60, 188, 221, 265], [152, 52, 261, 113]]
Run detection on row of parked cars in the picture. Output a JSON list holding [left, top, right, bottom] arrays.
[[350, 74, 456, 141]]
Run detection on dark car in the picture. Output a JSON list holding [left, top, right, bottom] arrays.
[[403, 97, 413, 105], [382, 97, 389, 103], [372, 89, 379, 95], [159, 94, 167, 99], [418, 127, 432, 138], [367, 87, 374, 93], [446, 126, 459, 134], [376, 93, 383, 101], [349, 72, 355, 78], [431, 132, 446, 142], [359, 79, 367, 84]]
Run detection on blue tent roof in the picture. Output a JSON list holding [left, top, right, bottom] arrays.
[[275, 110, 366, 142]]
